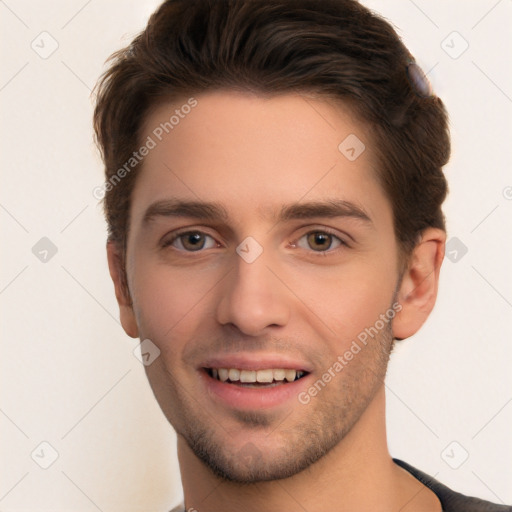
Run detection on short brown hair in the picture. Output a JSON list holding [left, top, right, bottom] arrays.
[[93, 0, 450, 261]]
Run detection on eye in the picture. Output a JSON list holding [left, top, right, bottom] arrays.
[[164, 231, 218, 252], [295, 230, 344, 252]]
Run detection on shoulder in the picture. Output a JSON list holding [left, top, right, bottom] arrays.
[[393, 459, 512, 512]]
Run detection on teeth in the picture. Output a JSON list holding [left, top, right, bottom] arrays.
[[285, 369, 296, 382], [209, 368, 306, 383], [256, 369, 274, 383], [240, 370, 256, 383], [228, 368, 240, 381], [273, 369, 286, 381]]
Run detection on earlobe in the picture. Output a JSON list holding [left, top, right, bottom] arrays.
[[106, 241, 139, 338], [393, 228, 446, 340]]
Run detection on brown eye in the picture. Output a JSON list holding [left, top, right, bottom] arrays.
[[307, 232, 334, 251], [181, 232, 206, 251], [294, 230, 344, 253], [166, 231, 217, 251]]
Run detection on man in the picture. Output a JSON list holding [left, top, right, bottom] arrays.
[[93, 0, 511, 510]]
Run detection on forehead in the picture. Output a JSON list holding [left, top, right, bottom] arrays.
[[131, 90, 390, 227]]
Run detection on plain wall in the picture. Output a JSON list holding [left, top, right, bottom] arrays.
[[1, 0, 511, 510]]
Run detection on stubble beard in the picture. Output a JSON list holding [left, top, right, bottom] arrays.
[[171, 320, 395, 483]]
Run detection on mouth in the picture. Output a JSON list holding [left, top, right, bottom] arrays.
[[198, 356, 314, 410], [203, 367, 309, 388]]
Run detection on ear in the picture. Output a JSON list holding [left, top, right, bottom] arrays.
[[393, 228, 446, 340], [106, 241, 139, 338]]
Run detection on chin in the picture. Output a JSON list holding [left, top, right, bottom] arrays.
[[184, 424, 341, 484]]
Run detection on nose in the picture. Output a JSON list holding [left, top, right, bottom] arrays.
[[215, 251, 290, 336]]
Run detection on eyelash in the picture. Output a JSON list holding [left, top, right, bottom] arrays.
[[290, 227, 348, 254], [161, 227, 349, 255], [161, 229, 219, 251]]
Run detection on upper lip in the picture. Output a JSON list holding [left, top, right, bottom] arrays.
[[200, 354, 312, 373]]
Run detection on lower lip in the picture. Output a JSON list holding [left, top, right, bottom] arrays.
[[200, 370, 313, 410]]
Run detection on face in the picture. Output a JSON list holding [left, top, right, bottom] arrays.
[[123, 91, 402, 482]]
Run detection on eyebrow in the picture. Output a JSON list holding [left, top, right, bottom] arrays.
[[279, 199, 371, 223], [141, 198, 372, 225], [142, 199, 229, 224]]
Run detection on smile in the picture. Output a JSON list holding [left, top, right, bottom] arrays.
[[205, 367, 308, 387], [200, 366, 312, 409]]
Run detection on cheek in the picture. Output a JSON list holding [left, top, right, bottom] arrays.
[[327, 283, 395, 344], [286, 256, 397, 344], [129, 257, 221, 355]]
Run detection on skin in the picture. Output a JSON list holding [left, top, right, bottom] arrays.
[[107, 91, 446, 511]]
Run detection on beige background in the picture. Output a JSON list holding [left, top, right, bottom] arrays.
[[1, 0, 511, 510]]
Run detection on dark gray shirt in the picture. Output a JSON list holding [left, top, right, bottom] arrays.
[[169, 459, 512, 511], [394, 459, 511, 511]]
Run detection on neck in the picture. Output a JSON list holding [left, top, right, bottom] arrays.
[[176, 385, 439, 512]]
